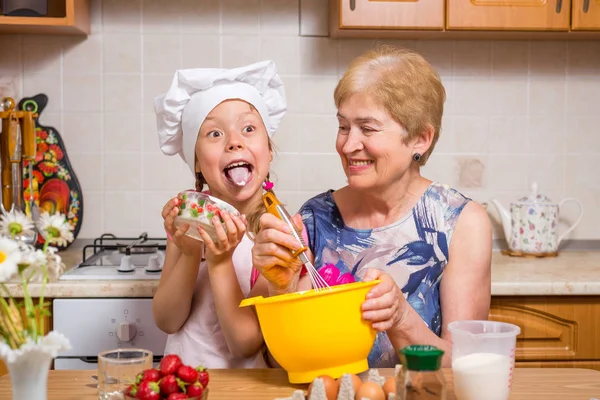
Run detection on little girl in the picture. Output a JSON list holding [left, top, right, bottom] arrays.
[[152, 60, 287, 368]]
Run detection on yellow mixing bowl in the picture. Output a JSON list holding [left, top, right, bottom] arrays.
[[239, 280, 379, 384]]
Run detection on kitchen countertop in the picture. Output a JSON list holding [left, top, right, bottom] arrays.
[[490, 250, 600, 295], [2, 249, 600, 298], [1, 368, 600, 399], [1, 245, 158, 298]]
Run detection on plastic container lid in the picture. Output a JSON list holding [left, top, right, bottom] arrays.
[[398, 345, 444, 371]]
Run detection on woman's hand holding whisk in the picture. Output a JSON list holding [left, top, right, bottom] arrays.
[[251, 213, 308, 293]]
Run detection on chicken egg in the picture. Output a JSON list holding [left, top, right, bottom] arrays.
[[382, 377, 396, 397], [308, 375, 338, 400], [355, 381, 385, 400]]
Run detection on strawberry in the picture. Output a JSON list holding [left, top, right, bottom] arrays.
[[136, 368, 161, 384], [124, 384, 137, 398], [195, 366, 209, 388], [160, 354, 183, 375], [177, 365, 198, 384], [186, 382, 204, 398], [167, 394, 189, 400], [135, 381, 160, 400], [159, 374, 186, 396]]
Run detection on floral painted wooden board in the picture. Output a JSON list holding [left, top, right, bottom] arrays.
[[18, 94, 83, 249]]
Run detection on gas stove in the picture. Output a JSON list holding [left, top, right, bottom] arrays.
[[59, 233, 167, 281]]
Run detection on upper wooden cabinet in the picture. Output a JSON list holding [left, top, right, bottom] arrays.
[[0, 0, 89, 35], [330, 0, 600, 36], [334, 0, 445, 31], [446, 0, 571, 31], [572, 0, 600, 30]]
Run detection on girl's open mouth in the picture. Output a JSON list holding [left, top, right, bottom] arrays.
[[223, 161, 254, 187]]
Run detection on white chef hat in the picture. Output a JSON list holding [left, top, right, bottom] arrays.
[[154, 60, 287, 174]]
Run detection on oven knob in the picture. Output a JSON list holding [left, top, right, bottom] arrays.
[[118, 255, 134, 273], [146, 254, 161, 272], [115, 322, 137, 342]]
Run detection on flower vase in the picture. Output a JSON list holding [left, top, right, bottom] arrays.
[[0, 331, 70, 400]]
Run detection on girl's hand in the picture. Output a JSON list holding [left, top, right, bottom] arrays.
[[162, 197, 203, 257], [251, 213, 305, 292], [361, 268, 409, 332], [198, 211, 247, 264]]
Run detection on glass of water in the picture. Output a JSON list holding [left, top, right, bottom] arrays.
[[98, 348, 153, 400]]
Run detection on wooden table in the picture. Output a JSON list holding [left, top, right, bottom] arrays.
[[0, 368, 599, 399]]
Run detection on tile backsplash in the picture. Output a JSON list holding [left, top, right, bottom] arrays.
[[0, 0, 599, 240]]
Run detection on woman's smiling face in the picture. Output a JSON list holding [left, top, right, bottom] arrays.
[[195, 99, 272, 205], [336, 94, 414, 192]]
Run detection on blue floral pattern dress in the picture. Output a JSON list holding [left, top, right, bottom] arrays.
[[298, 182, 470, 367]]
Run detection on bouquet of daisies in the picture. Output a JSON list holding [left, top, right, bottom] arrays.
[[0, 209, 73, 349]]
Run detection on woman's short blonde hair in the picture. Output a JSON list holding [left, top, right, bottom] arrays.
[[334, 45, 446, 166]]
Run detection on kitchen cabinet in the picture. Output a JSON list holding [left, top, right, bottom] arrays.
[[0, 299, 53, 377], [572, 0, 600, 30], [0, 0, 89, 35], [446, 0, 571, 31], [489, 296, 600, 371], [331, 0, 444, 35], [330, 0, 600, 37]]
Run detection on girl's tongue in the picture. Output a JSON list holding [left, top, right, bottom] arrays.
[[226, 166, 251, 186]]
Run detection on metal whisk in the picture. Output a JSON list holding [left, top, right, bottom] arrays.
[[262, 184, 331, 291]]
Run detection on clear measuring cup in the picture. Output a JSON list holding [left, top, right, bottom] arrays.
[[97, 348, 153, 400], [448, 320, 520, 400]]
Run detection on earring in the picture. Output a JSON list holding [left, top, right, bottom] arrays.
[[413, 153, 422, 163], [262, 178, 274, 192]]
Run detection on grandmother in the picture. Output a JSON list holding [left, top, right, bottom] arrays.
[[251, 45, 492, 367]]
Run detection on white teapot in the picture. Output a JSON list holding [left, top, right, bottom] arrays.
[[491, 183, 583, 255]]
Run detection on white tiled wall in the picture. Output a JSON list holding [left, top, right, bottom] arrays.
[[0, 0, 599, 240]]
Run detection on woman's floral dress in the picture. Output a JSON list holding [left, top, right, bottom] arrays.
[[299, 182, 470, 367]]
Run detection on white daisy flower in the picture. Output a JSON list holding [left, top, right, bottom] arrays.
[[19, 250, 49, 282], [46, 246, 58, 255], [0, 210, 35, 239], [18, 247, 47, 269], [0, 238, 20, 282], [36, 212, 74, 247]]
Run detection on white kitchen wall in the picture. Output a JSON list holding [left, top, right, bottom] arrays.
[[0, 0, 599, 240]]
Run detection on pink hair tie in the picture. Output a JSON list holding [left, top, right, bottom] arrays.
[[165, 229, 174, 241]]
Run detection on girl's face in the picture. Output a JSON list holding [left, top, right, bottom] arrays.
[[336, 94, 414, 192], [195, 99, 272, 209]]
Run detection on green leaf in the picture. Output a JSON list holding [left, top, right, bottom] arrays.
[[198, 199, 205, 207], [190, 208, 199, 218]]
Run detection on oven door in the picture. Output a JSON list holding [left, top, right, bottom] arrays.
[[52, 298, 168, 369]]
